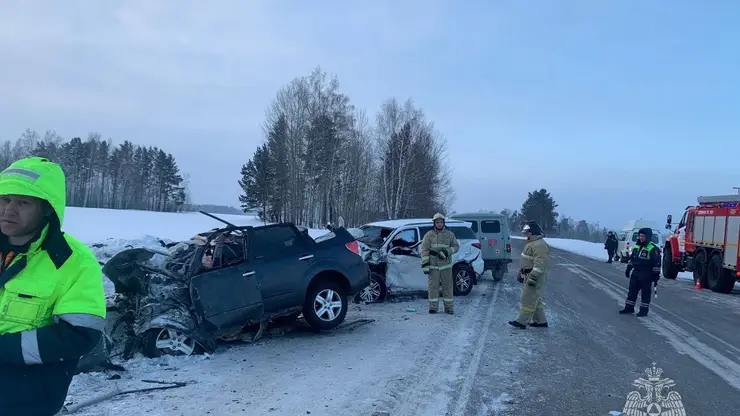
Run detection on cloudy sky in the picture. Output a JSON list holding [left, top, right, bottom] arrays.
[[0, 0, 738, 229]]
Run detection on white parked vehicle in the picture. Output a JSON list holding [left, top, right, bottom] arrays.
[[616, 220, 664, 263], [348, 218, 484, 303]]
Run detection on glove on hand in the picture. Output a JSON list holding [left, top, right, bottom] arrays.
[[625, 267, 632, 278], [435, 248, 448, 260], [516, 270, 523, 283]]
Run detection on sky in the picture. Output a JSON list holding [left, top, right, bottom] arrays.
[[0, 0, 738, 230]]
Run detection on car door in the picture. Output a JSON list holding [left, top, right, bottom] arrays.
[[385, 227, 427, 291], [243, 224, 314, 311], [190, 237, 264, 332]]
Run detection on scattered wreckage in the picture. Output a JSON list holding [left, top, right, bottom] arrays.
[[337, 219, 485, 304], [99, 212, 370, 359]]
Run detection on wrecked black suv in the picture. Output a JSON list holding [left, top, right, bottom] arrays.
[[103, 214, 369, 358]]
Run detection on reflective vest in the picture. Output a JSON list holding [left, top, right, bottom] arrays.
[[0, 157, 106, 337]]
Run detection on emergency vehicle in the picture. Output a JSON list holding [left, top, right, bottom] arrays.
[[663, 194, 740, 293]]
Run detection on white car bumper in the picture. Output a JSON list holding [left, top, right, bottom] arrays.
[[472, 256, 484, 275]]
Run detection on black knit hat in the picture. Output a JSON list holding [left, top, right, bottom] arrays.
[[638, 227, 653, 242]]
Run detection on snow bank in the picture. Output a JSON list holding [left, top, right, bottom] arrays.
[[512, 235, 694, 281]]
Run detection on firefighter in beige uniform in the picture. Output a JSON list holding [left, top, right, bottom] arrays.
[[421, 213, 460, 314], [509, 221, 550, 329]]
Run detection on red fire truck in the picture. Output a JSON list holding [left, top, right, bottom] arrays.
[[663, 194, 740, 293]]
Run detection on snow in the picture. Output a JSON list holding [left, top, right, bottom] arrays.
[[511, 235, 694, 281]]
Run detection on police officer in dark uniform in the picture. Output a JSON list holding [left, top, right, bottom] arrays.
[[619, 227, 661, 317]]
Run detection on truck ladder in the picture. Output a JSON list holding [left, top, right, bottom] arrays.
[[697, 194, 740, 205]]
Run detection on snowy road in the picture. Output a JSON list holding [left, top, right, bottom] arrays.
[[498, 239, 740, 415], [66, 239, 740, 415]]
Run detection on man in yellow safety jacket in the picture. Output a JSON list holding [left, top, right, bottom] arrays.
[[509, 220, 550, 329], [0, 157, 107, 416], [421, 213, 460, 314]]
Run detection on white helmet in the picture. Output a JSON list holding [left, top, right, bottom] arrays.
[[432, 213, 445, 222]]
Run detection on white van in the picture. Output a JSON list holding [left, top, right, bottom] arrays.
[[616, 220, 663, 263]]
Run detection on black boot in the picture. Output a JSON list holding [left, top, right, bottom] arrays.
[[530, 322, 549, 328], [508, 320, 526, 329], [636, 307, 649, 317], [619, 305, 635, 314]]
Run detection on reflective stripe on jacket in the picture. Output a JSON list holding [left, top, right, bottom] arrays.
[[421, 228, 460, 273]]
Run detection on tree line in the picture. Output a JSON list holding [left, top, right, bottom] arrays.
[[238, 67, 453, 227], [0, 129, 188, 212], [500, 188, 614, 243]]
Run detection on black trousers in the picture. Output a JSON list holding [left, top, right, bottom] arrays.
[[607, 249, 615, 261], [625, 276, 653, 309]]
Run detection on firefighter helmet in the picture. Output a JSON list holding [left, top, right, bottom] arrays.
[[432, 213, 445, 222]]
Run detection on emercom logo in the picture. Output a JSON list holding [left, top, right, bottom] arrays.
[[612, 362, 687, 416]]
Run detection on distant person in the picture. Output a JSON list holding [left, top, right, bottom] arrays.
[[421, 213, 459, 314], [509, 220, 551, 329], [604, 231, 618, 263], [619, 228, 661, 317], [0, 157, 107, 416]]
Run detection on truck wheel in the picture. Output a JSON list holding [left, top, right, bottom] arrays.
[[707, 253, 735, 294], [453, 264, 474, 296], [354, 273, 387, 304], [662, 246, 679, 280], [303, 280, 348, 332], [693, 250, 708, 288]]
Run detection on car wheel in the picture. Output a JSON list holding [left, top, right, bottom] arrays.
[[142, 328, 200, 358], [354, 273, 387, 304], [453, 264, 474, 296], [303, 280, 349, 331]]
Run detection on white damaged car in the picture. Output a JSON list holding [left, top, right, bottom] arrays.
[[346, 218, 485, 303]]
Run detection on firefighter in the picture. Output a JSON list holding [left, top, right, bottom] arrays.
[[421, 213, 459, 314], [0, 157, 107, 415], [619, 227, 661, 317], [509, 221, 550, 329], [604, 231, 618, 263]]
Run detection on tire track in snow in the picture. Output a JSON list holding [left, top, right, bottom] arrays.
[[450, 281, 501, 416], [391, 280, 499, 416]]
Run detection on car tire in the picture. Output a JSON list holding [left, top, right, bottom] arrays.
[[142, 328, 201, 358], [453, 263, 474, 296], [354, 273, 387, 304], [303, 280, 349, 332]]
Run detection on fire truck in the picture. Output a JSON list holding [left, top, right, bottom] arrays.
[[663, 194, 740, 293]]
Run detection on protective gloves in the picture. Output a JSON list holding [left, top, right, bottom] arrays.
[[625, 266, 632, 278]]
